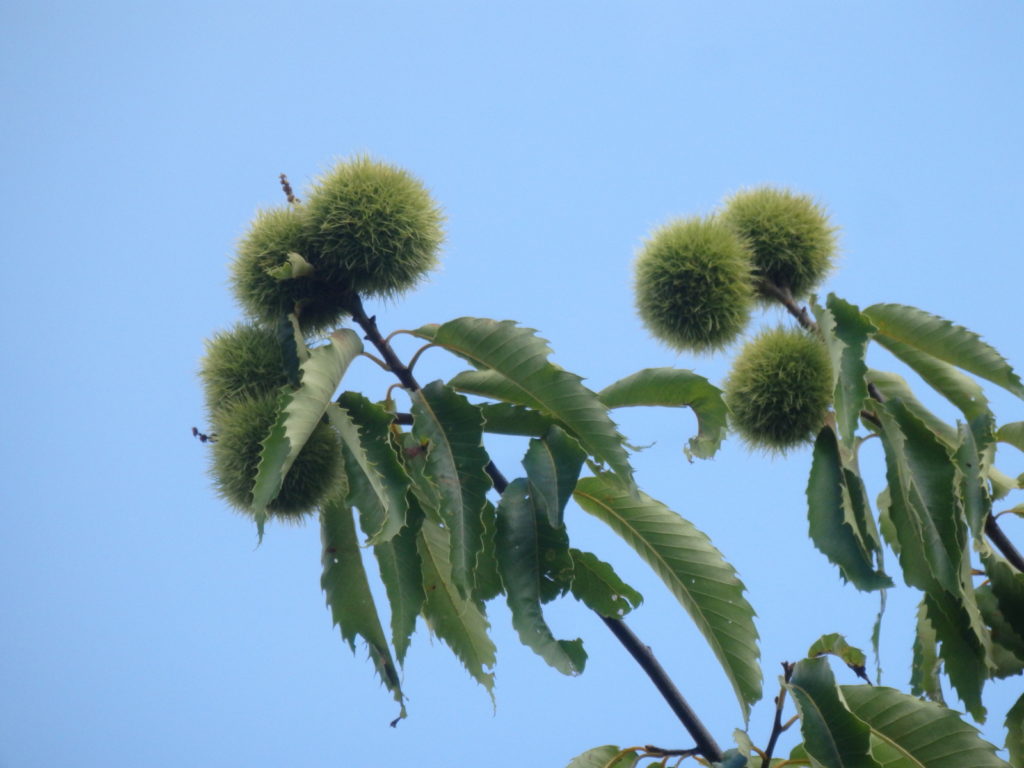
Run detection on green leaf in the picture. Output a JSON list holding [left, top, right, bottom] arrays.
[[328, 396, 409, 545], [788, 658, 879, 768], [251, 329, 363, 538], [875, 332, 991, 422], [478, 401, 555, 436], [807, 427, 892, 590], [807, 633, 869, 681], [921, 591, 990, 722], [473, 501, 503, 603], [523, 425, 586, 528], [840, 685, 1011, 767], [397, 431, 442, 522], [266, 251, 314, 279], [863, 303, 1024, 400], [410, 381, 492, 597], [371, 503, 425, 665], [597, 367, 728, 460], [320, 494, 405, 720], [867, 370, 958, 446], [976, 585, 1024, 679], [1006, 693, 1024, 768], [415, 318, 635, 490], [573, 473, 761, 719], [495, 479, 586, 675], [955, 419, 994, 540], [873, 398, 963, 594], [910, 600, 944, 705], [417, 518, 496, 700], [815, 294, 875, 448], [565, 746, 640, 768], [568, 548, 643, 618], [996, 422, 1024, 453], [449, 368, 544, 410], [982, 552, 1024, 645]]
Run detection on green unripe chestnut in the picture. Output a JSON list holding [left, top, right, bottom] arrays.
[[210, 394, 343, 519], [304, 155, 445, 299], [199, 322, 289, 414], [634, 216, 755, 353], [721, 187, 836, 301], [231, 206, 351, 335], [724, 326, 832, 452]]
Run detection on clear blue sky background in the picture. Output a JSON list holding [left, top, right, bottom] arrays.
[[2, 2, 1022, 766]]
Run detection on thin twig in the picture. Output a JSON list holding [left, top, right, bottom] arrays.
[[279, 173, 300, 204], [758, 281, 818, 334], [761, 662, 794, 768]]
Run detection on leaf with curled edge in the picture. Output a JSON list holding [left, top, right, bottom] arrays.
[[598, 367, 727, 460], [415, 318, 635, 491]]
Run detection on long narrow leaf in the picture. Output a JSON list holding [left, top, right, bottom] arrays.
[[371, 503, 425, 665], [921, 590, 990, 721], [814, 295, 875, 448], [251, 329, 363, 536], [495, 479, 586, 675], [327, 397, 409, 544], [873, 399, 963, 594], [416, 318, 635, 490], [449, 368, 544, 410], [573, 473, 761, 719], [807, 427, 892, 590], [840, 685, 1011, 767], [863, 303, 1024, 399], [873, 333, 990, 423], [522, 425, 586, 528], [320, 494, 405, 721], [910, 600, 944, 705], [410, 381, 492, 596], [417, 519, 496, 699], [597, 367, 727, 460]]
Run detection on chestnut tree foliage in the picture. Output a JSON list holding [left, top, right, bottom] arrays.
[[197, 157, 1024, 767]]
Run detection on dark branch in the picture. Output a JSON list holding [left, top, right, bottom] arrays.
[[986, 514, 1024, 573], [600, 616, 723, 763], [345, 293, 723, 761]]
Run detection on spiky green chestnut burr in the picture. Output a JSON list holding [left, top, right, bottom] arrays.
[[199, 323, 288, 414], [210, 394, 343, 519], [634, 217, 755, 353], [724, 326, 833, 452], [231, 206, 350, 334], [304, 155, 444, 298], [721, 187, 836, 302]]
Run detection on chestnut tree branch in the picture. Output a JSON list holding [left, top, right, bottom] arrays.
[[344, 293, 724, 763]]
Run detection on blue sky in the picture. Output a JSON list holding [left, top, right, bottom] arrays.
[[2, 2, 1022, 766]]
